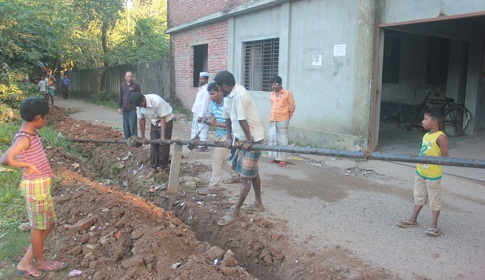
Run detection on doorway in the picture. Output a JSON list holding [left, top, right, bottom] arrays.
[[373, 14, 485, 152]]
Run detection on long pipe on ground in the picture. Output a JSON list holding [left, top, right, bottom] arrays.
[[68, 138, 485, 169]]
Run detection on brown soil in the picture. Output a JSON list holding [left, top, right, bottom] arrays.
[[12, 106, 397, 279]]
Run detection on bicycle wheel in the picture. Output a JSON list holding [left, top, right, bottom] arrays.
[[442, 106, 471, 136]]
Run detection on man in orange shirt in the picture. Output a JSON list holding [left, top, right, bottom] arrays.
[[268, 76, 295, 167]]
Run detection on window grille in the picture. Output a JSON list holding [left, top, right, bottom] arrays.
[[243, 38, 279, 91]]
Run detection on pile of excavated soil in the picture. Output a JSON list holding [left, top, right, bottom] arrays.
[[17, 106, 395, 279]]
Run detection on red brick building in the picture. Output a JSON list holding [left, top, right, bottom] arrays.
[[167, 0, 485, 150]]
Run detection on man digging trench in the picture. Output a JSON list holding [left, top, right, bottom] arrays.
[[130, 92, 174, 177]]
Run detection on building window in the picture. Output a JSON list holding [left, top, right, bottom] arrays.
[[193, 44, 208, 87], [243, 38, 279, 91], [382, 36, 401, 84]]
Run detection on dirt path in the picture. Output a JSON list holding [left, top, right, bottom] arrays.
[[52, 98, 485, 279]]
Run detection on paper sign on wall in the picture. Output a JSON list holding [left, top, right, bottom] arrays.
[[334, 44, 346, 57], [311, 55, 322, 66]]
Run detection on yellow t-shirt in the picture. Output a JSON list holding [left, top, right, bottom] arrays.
[[416, 131, 446, 180]]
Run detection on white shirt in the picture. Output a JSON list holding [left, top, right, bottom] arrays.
[[223, 84, 265, 142], [136, 94, 174, 126], [191, 83, 210, 118], [38, 80, 47, 92]]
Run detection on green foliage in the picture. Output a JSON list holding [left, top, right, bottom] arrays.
[[0, 123, 27, 233], [0, 122, 20, 149], [0, 0, 72, 71], [107, 17, 170, 65], [0, 0, 168, 94], [0, 227, 30, 263], [0, 169, 24, 229], [0, 67, 37, 117]]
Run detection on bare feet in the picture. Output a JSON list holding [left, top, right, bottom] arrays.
[[148, 168, 158, 178]]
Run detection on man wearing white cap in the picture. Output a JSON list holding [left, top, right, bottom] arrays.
[[190, 71, 211, 152]]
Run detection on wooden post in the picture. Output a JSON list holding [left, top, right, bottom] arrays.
[[167, 143, 182, 194]]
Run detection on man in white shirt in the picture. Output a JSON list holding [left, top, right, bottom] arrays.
[[38, 76, 47, 102], [130, 92, 174, 177], [214, 70, 265, 226], [190, 72, 211, 152]]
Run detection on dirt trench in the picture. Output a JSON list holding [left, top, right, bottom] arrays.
[[41, 106, 396, 279]]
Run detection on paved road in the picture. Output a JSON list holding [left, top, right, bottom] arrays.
[[55, 98, 485, 280]]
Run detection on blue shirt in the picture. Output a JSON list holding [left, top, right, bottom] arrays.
[[62, 77, 70, 86], [210, 100, 226, 138]]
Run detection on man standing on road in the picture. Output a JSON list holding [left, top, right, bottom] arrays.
[[198, 82, 240, 195], [61, 74, 71, 99], [190, 72, 211, 152], [118, 71, 140, 139], [214, 70, 265, 226], [130, 92, 174, 177], [268, 76, 295, 167]]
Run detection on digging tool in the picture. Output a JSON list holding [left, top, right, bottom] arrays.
[[188, 118, 209, 150]]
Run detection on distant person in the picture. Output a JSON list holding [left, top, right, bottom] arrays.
[[38, 76, 47, 102], [396, 109, 449, 236], [0, 97, 68, 279], [214, 70, 265, 226], [198, 82, 240, 195], [118, 71, 140, 138], [47, 74, 56, 106], [268, 76, 295, 167], [130, 92, 174, 177], [190, 72, 211, 152], [61, 74, 71, 99]]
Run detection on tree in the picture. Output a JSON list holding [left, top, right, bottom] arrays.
[[67, 0, 125, 91], [0, 0, 72, 74], [0, 0, 170, 95]]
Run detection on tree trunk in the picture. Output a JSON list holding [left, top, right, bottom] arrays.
[[98, 20, 110, 92], [97, 67, 108, 93]]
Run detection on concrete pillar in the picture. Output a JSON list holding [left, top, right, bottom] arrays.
[[352, 0, 377, 148], [464, 41, 483, 132], [446, 40, 468, 103], [279, 2, 291, 87]]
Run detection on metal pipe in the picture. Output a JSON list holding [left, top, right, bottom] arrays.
[[67, 138, 485, 169]]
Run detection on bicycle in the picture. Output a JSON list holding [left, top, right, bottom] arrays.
[[406, 88, 471, 137]]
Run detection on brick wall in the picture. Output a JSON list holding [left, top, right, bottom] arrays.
[[168, 0, 256, 27], [172, 21, 229, 109]]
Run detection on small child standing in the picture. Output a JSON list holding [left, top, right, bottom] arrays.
[[397, 109, 449, 236], [1, 97, 67, 279]]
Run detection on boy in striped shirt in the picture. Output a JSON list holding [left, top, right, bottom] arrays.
[[1, 97, 67, 278]]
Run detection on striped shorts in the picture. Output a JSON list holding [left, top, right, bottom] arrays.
[[231, 141, 262, 179], [20, 177, 56, 230]]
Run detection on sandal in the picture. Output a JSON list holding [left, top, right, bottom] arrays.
[[425, 228, 442, 236], [37, 261, 68, 272], [396, 219, 418, 228], [217, 213, 243, 226], [16, 269, 46, 279]]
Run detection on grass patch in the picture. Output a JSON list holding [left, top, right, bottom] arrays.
[[0, 228, 30, 261], [0, 123, 30, 271]]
